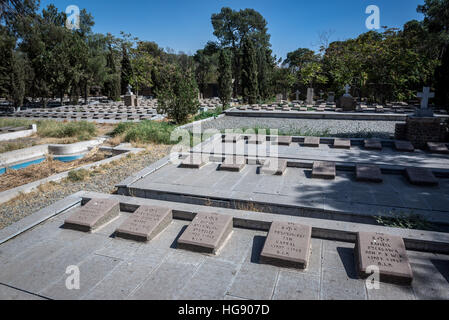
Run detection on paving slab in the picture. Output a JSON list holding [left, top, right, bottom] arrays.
[[260, 159, 287, 175], [356, 165, 383, 183], [63, 198, 120, 232], [115, 205, 172, 242], [311, 161, 336, 179], [303, 136, 320, 147], [406, 167, 439, 186], [395, 141, 415, 152], [273, 135, 292, 146], [177, 212, 233, 254]]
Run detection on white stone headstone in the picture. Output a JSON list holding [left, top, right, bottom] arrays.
[[306, 88, 314, 105], [416, 87, 435, 117]]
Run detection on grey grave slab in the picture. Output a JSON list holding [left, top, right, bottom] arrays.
[[222, 134, 243, 143], [260, 221, 312, 269], [405, 167, 439, 186], [364, 139, 383, 150], [333, 138, 351, 149], [63, 198, 120, 232], [395, 141, 415, 152], [247, 135, 266, 145], [219, 156, 246, 172], [303, 136, 320, 147], [115, 205, 172, 242], [427, 142, 449, 154], [260, 159, 287, 175], [355, 232, 413, 285], [356, 165, 383, 183], [272, 135, 292, 146], [311, 161, 336, 180], [179, 155, 208, 169], [177, 212, 233, 254]]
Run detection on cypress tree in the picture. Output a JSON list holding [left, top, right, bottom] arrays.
[[120, 44, 133, 95], [218, 49, 233, 108], [241, 37, 259, 104]]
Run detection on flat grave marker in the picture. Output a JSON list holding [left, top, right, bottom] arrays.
[[260, 159, 288, 175], [260, 221, 312, 269], [364, 139, 383, 151], [395, 141, 415, 152], [311, 161, 336, 179], [272, 135, 292, 146], [356, 165, 383, 183], [179, 154, 208, 169], [355, 232, 413, 285], [405, 167, 439, 186], [219, 156, 246, 172], [427, 142, 449, 154], [115, 205, 172, 242], [64, 198, 120, 232], [177, 212, 233, 254], [247, 135, 266, 145], [303, 136, 320, 147], [333, 138, 351, 149]]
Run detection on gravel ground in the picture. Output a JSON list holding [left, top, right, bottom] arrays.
[[0, 144, 172, 230], [184, 116, 401, 139]]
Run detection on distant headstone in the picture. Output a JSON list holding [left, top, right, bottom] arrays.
[[260, 222, 312, 269], [303, 136, 320, 147], [295, 90, 300, 101], [355, 232, 413, 285], [405, 167, 439, 186], [337, 84, 357, 111], [260, 159, 288, 175], [415, 87, 435, 117], [356, 165, 383, 183], [327, 92, 335, 103], [306, 88, 315, 105], [64, 198, 120, 232], [312, 161, 336, 179], [115, 205, 172, 242], [177, 212, 233, 254]]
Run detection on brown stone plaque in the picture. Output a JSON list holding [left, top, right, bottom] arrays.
[[356, 165, 383, 183], [260, 159, 288, 175], [219, 156, 246, 172], [405, 167, 439, 186], [355, 232, 413, 285], [303, 136, 320, 147], [427, 142, 449, 154], [179, 154, 208, 169], [364, 139, 382, 150], [260, 222, 312, 269], [395, 140, 415, 152], [311, 161, 336, 179], [333, 138, 351, 149], [177, 212, 233, 254], [115, 205, 172, 242], [64, 198, 120, 232]]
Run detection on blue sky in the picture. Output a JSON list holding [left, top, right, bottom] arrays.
[[40, 0, 425, 59]]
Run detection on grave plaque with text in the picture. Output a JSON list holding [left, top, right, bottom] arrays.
[[355, 232, 413, 285], [115, 205, 172, 242], [177, 212, 233, 254], [64, 198, 120, 232], [260, 222, 312, 269]]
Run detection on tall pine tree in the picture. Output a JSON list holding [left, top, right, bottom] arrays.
[[218, 49, 232, 108], [241, 37, 259, 104], [120, 44, 133, 95]]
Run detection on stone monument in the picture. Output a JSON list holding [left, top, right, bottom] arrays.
[[306, 88, 314, 105], [124, 84, 137, 107], [337, 84, 356, 111]]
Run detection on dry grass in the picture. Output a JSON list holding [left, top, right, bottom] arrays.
[[0, 147, 110, 192]]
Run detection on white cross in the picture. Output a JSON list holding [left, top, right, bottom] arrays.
[[344, 84, 351, 95], [417, 87, 434, 110]]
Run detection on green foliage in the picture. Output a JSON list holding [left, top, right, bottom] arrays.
[[218, 49, 233, 107], [376, 213, 435, 231], [110, 120, 178, 144], [68, 169, 90, 182], [156, 65, 200, 124], [241, 37, 259, 104], [37, 121, 97, 140], [194, 107, 223, 121]]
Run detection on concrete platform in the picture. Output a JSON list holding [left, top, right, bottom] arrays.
[[1, 192, 448, 300]]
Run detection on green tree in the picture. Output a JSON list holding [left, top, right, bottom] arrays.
[[120, 43, 133, 94], [156, 65, 200, 124], [241, 37, 259, 103], [218, 49, 233, 108]]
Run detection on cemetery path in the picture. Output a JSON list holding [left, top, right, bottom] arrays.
[[0, 144, 172, 230]]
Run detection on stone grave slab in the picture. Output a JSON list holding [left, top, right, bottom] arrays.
[[64, 198, 120, 232], [177, 212, 233, 254], [311, 161, 336, 179], [179, 155, 208, 169], [303, 136, 320, 147], [247, 135, 266, 145], [272, 135, 292, 146], [364, 139, 383, 151], [219, 156, 246, 172], [395, 141, 415, 152], [222, 134, 243, 143], [405, 167, 439, 186], [333, 138, 351, 149], [115, 205, 172, 242], [260, 221, 312, 269], [355, 232, 413, 285], [427, 142, 449, 154], [260, 159, 288, 175], [356, 165, 383, 183]]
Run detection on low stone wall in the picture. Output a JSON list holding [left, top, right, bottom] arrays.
[[395, 116, 446, 149]]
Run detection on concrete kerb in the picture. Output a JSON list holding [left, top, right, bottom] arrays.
[[0, 124, 37, 142], [0, 146, 145, 205]]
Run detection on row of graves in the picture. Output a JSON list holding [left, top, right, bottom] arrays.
[[1, 129, 448, 299]]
